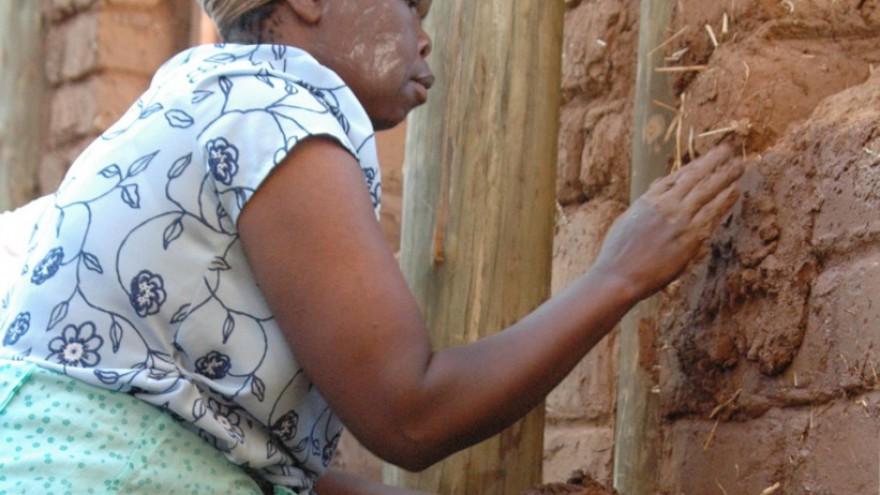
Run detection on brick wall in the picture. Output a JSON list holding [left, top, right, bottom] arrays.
[[543, 0, 638, 485]]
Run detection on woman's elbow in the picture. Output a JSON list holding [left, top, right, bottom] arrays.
[[382, 451, 437, 473], [360, 426, 454, 473]]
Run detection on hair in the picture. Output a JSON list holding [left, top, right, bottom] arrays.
[[218, 0, 286, 44]]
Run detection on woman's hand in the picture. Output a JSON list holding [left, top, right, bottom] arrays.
[[594, 144, 743, 301]]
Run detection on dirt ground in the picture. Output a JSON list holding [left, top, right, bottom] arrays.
[[521, 471, 618, 495]]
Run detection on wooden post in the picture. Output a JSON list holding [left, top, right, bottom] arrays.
[[613, 1, 676, 494], [0, 0, 44, 211], [385, 1, 563, 494]]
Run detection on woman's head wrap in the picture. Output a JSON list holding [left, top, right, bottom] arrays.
[[197, 0, 274, 30]]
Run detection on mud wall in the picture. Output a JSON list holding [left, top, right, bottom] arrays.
[[651, 1, 880, 493], [543, 0, 638, 485], [545, 1, 880, 492]]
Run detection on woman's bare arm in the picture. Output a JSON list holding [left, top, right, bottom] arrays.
[[238, 138, 741, 471]]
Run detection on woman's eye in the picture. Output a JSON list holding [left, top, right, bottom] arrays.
[[404, 0, 428, 19]]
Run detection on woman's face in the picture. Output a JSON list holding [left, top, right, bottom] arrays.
[[314, 0, 434, 130]]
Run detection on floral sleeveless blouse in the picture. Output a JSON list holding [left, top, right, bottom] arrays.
[[0, 43, 381, 493]]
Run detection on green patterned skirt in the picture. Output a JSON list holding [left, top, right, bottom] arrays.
[[0, 359, 292, 495]]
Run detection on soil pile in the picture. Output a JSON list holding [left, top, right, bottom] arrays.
[[520, 471, 618, 495]]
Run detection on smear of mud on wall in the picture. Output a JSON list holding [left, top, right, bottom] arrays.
[[649, 0, 880, 419]]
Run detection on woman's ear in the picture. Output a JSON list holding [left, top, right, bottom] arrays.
[[285, 0, 324, 25]]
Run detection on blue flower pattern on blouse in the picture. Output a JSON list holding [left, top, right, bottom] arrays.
[[2, 312, 30, 346], [0, 44, 381, 494], [208, 398, 245, 447], [271, 409, 300, 441], [48, 321, 104, 368], [31, 247, 64, 285], [195, 350, 232, 379], [206, 137, 241, 185], [129, 270, 167, 317]]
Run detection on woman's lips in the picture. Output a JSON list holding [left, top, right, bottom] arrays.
[[412, 73, 435, 104]]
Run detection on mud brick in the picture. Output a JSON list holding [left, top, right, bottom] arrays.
[[548, 202, 625, 422], [788, 250, 880, 393], [578, 100, 629, 202], [39, 138, 93, 193], [45, 6, 174, 86], [547, 330, 619, 423], [546, 330, 619, 424], [543, 426, 615, 488], [48, 81, 99, 146], [660, 394, 880, 494], [95, 8, 177, 76], [552, 201, 625, 294], [48, 72, 150, 148], [557, 103, 589, 206], [561, 0, 636, 101], [45, 12, 99, 85], [789, 391, 880, 494], [47, 0, 100, 22], [91, 72, 152, 131], [812, 131, 880, 252], [659, 408, 795, 495]]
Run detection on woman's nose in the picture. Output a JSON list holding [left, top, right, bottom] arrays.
[[418, 28, 432, 58]]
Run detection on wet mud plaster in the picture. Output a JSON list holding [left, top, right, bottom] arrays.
[[640, 0, 880, 492], [657, 0, 880, 416]]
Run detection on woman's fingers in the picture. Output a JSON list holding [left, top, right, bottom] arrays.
[[682, 157, 744, 215], [658, 143, 735, 202], [595, 143, 744, 298], [691, 180, 740, 242]]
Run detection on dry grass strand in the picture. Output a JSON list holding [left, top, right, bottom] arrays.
[[760, 482, 782, 495]]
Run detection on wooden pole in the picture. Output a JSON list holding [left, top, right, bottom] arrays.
[[385, 1, 563, 493], [613, 1, 676, 494], [0, 0, 44, 210]]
